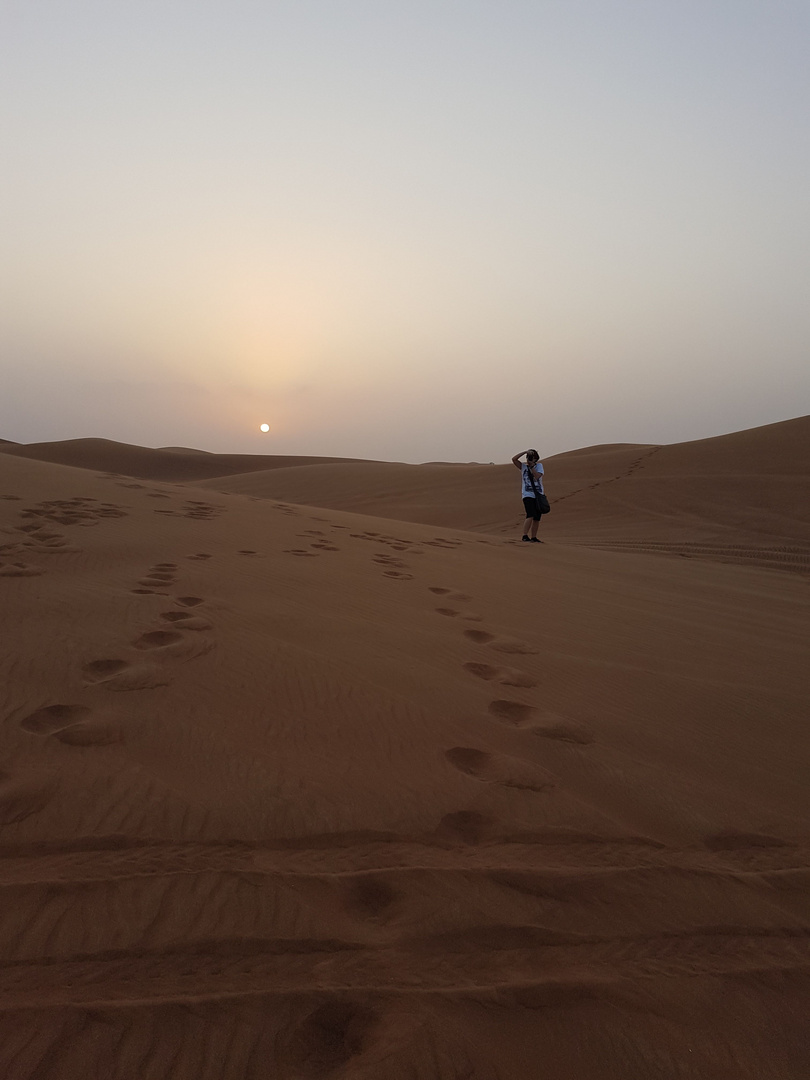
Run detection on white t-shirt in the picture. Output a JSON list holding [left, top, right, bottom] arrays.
[[521, 462, 544, 497]]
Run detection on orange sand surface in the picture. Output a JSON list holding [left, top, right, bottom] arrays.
[[0, 418, 808, 1078]]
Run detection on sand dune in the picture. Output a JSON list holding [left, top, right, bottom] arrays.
[[191, 415, 810, 571], [0, 436, 372, 483], [0, 419, 808, 1078]]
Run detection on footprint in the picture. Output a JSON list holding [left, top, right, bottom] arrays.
[[490, 639, 538, 656], [133, 630, 184, 650], [285, 1001, 378, 1077], [285, 549, 319, 557], [0, 770, 54, 823], [428, 587, 450, 595], [374, 555, 405, 567], [82, 659, 129, 683], [160, 612, 212, 631], [462, 663, 536, 689], [532, 721, 594, 745], [463, 629, 494, 643], [344, 874, 398, 920], [448, 592, 471, 602], [238, 550, 258, 555], [176, 596, 204, 607], [92, 663, 170, 692], [435, 608, 459, 617], [53, 720, 122, 746], [463, 662, 500, 681], [0, 562, 44, 577], [21, 704, 91, 735], [488, 699, 536, 726], [445, 747, 552, 793], [187, 553, 212, 561], [383, 570, 413, 579]]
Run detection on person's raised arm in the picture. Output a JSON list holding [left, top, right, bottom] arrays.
[[511, 450, 528, 470]]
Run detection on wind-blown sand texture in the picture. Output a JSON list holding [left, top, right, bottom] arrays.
[[0, 417, 808, 1079]]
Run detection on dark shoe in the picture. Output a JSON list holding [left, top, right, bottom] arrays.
[[521, 534, 530, 542], [530, 537, 542, 543]]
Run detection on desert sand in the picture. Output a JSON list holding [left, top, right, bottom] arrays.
[[0, 416, 808, 1079]]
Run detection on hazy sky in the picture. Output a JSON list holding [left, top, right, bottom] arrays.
[[2, 1, 808, 462]]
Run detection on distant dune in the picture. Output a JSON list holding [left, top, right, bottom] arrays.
[[0, 436, 373, 482], [0, 416, 808, 1078]]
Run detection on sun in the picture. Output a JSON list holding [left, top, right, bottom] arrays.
[[259, 423, 270, 432]]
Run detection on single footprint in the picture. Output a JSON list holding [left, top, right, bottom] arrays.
[[448, 592, 472, 602], [238, 550, 258, 555], [435, 608, 459, 617], [176, 596, 204, 607], [285, 549, 318, 557], [133, 630, 184, 650], [83, 659, 129, 683], [0, 770, 55, 823], [463, 662, 499, 681], [21, 704, 92, 735], [445, 747, 552, 793], [464, 629, 494, 643], [488, 699, 536, 726], [160, 612, 212, 631], [428, 587, 450, 595], [463, 662, 536, 689], [53, 721, 122, 746], [383, 570, 413, 579], [490, 639, 538, 656], [0, 562, 44, 577], [532, 721, 594, 745], [344, 874, 398, 920], [91, 662, 169, 692], [187, 553, 212, 561]]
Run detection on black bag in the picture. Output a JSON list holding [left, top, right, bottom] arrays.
[[527, 465, 550, 514]]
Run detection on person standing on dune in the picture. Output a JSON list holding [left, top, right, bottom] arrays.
[[512, 448, 548, 543]]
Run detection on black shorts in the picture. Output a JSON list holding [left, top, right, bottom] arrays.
[[522, 496, 544, 521]]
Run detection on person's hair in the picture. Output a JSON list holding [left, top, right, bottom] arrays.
[[526, 449, 539, 462]]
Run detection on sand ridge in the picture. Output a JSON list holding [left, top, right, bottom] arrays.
[[0, 421, 808, 1078]]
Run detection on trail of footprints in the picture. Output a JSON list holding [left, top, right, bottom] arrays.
[[284, 528, 342, 558], [425, 582, 595, 797], [0, 495, 129, 578], [19, 561, 214, 745], [282, 526, 462, 576]]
